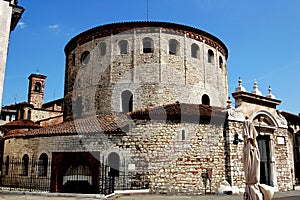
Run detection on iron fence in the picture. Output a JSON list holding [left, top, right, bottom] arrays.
[[0, 157, 148, 195], [0, 157, 51, 192]]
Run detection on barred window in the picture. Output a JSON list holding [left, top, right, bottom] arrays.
[[38, 153, 48, 177], [22, 154, 29, 176]]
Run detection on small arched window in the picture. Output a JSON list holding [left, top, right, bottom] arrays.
[[5, 156, 9, 175], [22, 154, 29, 176], [143, 37, 154, 53], [108, 152, 120, 177], [38, 153, 48, 177], [99, 42, 106, 56], [169, 39, 180, 55], [81, 51, 90, 65], [121, 90, 133, 113], [219, 56, 223, 68], [119, 40, 128, 54], [191, 43, 200, 59], [208, 49, 214, 64], [34, 82, 41, 92], [181, 130, 186, 141], [202, 94, 210, 105]]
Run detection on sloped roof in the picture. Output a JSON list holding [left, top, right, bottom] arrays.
[[280, 111, 300, 124], [3, 103, 226, 139], [1, 120, 41, 130], [129, 102, 226, 123], [3, 113, 130, 139]]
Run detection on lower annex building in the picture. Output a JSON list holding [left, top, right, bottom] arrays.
[[0, 21, 299, 195]]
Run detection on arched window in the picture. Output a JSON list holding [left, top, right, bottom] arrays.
[[181, 130, 186, 141], [169, 39, 180, 55], [99, 42, 106, 56], [121, 90, 133, 113], [202, 94, 210, 105], [219, 56, 223, 68], [191, 43, 200, 58], [119, 40, 128, 54], [22, 154, 29, 176], [108, 152, 120, 177], [81, 51, 90, 65], [34, 82, 41, 92], [38, 153, 48, 177], [143, 37, 154, 53], [208, 49, 214, 64], [5, 156, 9, 176]]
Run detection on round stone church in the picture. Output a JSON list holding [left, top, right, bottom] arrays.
[[1, 22, 294, 195]]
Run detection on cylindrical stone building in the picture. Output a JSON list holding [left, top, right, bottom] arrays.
[[64, 22, 228, 120]]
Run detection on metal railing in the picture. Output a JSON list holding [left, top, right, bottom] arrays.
[[1, 157, 148, 195]]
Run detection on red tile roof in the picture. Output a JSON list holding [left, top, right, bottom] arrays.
[[1, 120, 41, 130], [280, 111, 300, 124], [129, 102, 226, 123], [3, 103, 226, 139], [3, 113, 130, 139]]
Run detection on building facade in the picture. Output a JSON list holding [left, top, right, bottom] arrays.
[[0, 22, 296, 195]]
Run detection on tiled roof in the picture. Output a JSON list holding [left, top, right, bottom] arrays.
[[129, 102, 226, 123], [1, 120, 41, 130], [3, 103, 226, 139], [3, 113, 130, 139], [16, 101, 34, 108], [280, 111, 300, 124]]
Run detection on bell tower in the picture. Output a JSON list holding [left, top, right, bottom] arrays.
[[27, 73, 47, 108]]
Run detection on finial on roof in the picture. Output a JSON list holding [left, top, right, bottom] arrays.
[[266, 86, 275, 99], [251, 81, 262, 96], [227, 96, 232, 109], [235, 77, 246, 92]]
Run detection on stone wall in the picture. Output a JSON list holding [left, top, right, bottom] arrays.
[[225, 120, 294, 192], [275, 128, 294, 191], [64, 24, 228, 120], [31, 109, 62, 123], [224, 120, 245, 191], [3, 119, 226, 194], [3, 115, 294, 194]]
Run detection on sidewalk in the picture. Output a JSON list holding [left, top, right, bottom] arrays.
[[115, 190, 300, 200], [0, 190, 299, 200]]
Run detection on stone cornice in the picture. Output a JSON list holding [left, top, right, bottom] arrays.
[[232, 91, 281, 109], [64, 21, 228, 58]]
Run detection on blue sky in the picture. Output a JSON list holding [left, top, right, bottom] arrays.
[[3, 0, 300, 114]]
